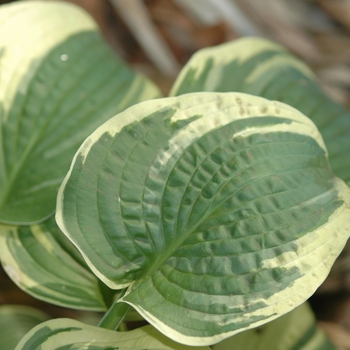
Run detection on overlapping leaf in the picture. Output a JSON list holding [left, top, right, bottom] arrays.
[[0, 1, 161, 224], [213, 303, 338, 350], [15, 319, 211, 350], [0, 305, 48, 350], [170, 37, 350, 185], [0, 216, 109, 310], [57, 92, 350, 345]]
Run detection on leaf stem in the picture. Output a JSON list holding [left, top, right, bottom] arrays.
[[98, 288, 130, 330]]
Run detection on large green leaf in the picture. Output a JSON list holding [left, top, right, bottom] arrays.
[[56, 92, 350, 345], [0, 305, 49, 350], [15, 319, 211, 350], [0, 216, 108, 310], [170, 37, 350, 185], [213, 303, 338, 350], [0, 1, 161, 225]]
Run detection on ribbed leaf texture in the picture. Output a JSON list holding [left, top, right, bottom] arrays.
[[170, 37, 350, 186], [57, 92, 350, 345]]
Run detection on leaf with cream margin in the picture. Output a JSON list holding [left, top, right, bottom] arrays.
[[56, 92, 350, 345], [0, 1, 161, 225], [213, 302, 338, 350], [0, 305, 49, 350], [0, 216, 109, 310], [15, 319, 211, 350], [170, 37, 350, 186]]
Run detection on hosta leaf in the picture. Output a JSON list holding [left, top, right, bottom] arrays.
[[56, 92, 350, 345], [15, 319, 211, 350], [0, 216, 108, 310], [213, 303, 338, 350], [170, 37, 350, 185], [0, 305, 48, 350], [0, 1, 161, 224]]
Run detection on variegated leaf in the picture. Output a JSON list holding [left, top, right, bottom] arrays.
[[170, 37, 350, 185], [15, 319, 211, 350], [0, 305, 48, 350], [56, 92, 350, 345], [0, 216, 109, 310], [0, 1, 161, 224], [213, 302, 338, 350]]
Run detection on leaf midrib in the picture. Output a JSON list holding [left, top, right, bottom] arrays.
[[143, 151, 327, 280]]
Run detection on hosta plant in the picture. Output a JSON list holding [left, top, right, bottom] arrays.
[[56, 91, 350, 346], [0, 1, 349, 349]]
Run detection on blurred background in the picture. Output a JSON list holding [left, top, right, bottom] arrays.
[[1, 0, 350, 348], [23, 0, 350, 105]]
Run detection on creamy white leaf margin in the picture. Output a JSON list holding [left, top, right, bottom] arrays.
[[0, 1, 97, 117], [169, 37, 314, 96], [120, 178, 350, 346], [56, 92, 328, 290], [56, 92, 350, 345], [0, 224, 105, 310], [15, 319, 211, 350]]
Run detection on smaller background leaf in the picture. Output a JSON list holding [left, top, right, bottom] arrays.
[[169, 37, 350, 186], [15, 319, 211, 350], [212, 302, 339, 350], [0, 216, 110, 311], [0, 305, 49, 350], [0, 1, 161, 224]]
